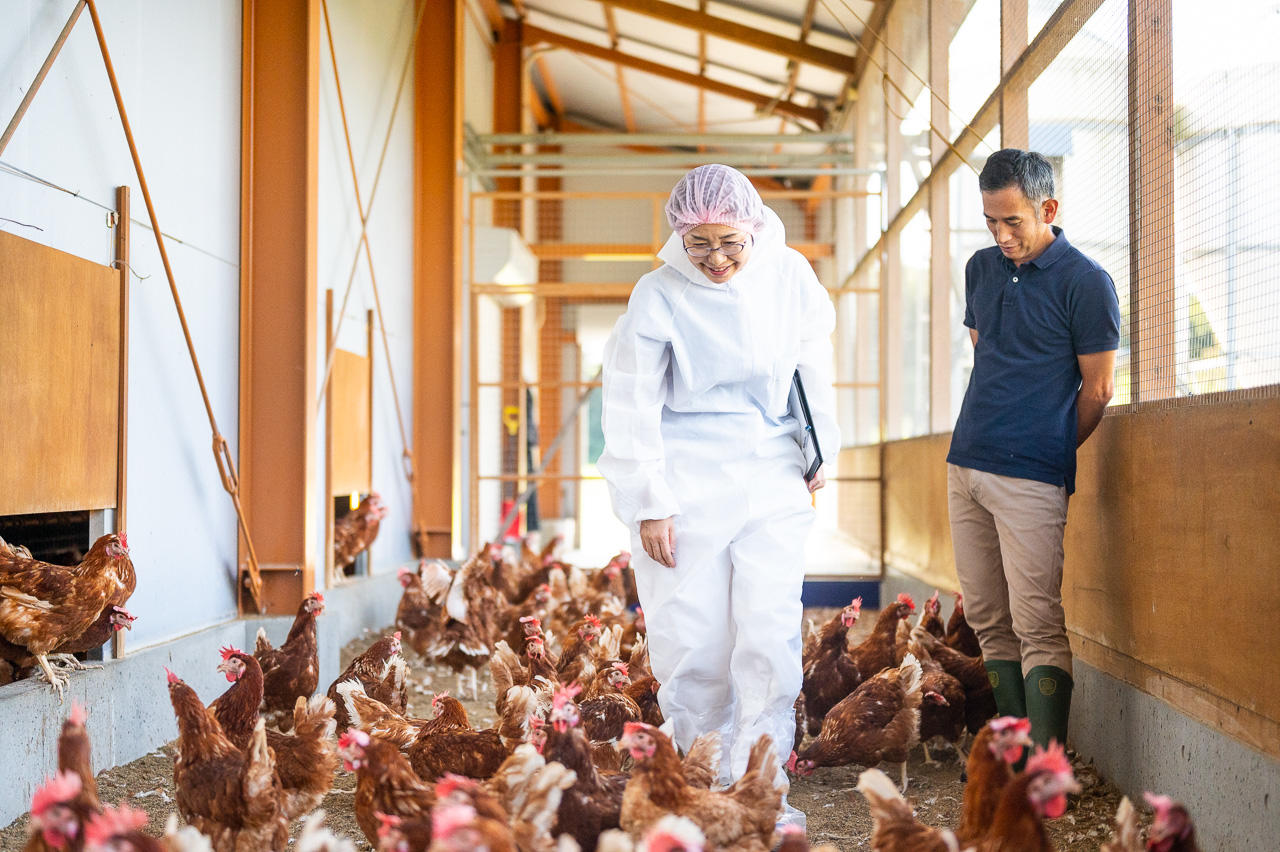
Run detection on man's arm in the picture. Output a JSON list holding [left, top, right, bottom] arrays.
[[1076, 349, 1117, 446], [969, 328, 978, 347]]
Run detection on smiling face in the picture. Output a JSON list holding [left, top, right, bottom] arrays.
[[982, 184, 1058, 267], [682, 223, 753, 285]]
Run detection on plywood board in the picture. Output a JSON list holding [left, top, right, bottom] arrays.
[[871, 397, 1280, 757], [1065, 397, 1280, 737], [0, 231, 120, 515], [882, 434, 958, 591], [330, 348, 371, 495]]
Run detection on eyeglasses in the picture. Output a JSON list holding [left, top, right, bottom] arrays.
[[683, 239, 750, 259]]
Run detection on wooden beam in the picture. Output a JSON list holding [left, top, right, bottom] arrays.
[[535, 55, 563, 117], [477, 0, 503, 34], [1128, 0, 1175, 401], [852, 0, 895, 88], [1000, 0, 1029, 148], [524, 25, 827, 126], [616, 65, 637, 131], [525, 76, 551, 128], [594, 0, 854, 75], [844, 0, 1106, 288], [604, 3, 619, 46], [783, 0, 821, 100], [928, 0, 951, 434], [112, 184, 130, 657]]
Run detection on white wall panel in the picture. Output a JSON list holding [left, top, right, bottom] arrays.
[[1, 1, 243, 648], [317, 0, 418, 578]]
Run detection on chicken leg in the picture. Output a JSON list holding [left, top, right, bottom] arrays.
[[34, 654, 68, 698]]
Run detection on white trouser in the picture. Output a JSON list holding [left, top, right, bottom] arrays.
[[631, 450, 814, 784]]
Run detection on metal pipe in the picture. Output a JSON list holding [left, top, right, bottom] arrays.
[[471, 166, 879, 178], [478, 131, 852, 147], [481, 151, 856, 166]]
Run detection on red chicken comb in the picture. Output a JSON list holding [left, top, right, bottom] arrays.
[[118, 532, 128, 550], [519, 615, 541, 625], [989, 716, 1032, 734], [612, 661, 629, 676], [85, 804, 148, 844], [338, 728, 371, 750], [164, 667, 179, 684], [30, 771, 82, 816], [1025, 741, 1073, 777], [552, 684, 582, 709], [896, 592, 916, 610], [622, 721, 648, 738], [219, 645, 243, 661], [927, 590, 940, 608], [376, 811, 403, 838], [1143, 792, 1175, 814], [584, 614, 602, 629], [435, 773, 474, 799], [432, 803, 478, 840], [527, 714, 545, 730], [310, 591, 325, 601], [68, 702, 87, 727], [849, 597, 863, 609]]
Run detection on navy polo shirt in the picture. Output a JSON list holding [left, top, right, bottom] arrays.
[[947, 227, 1120, 494]]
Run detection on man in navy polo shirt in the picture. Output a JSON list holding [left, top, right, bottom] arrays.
[[947, 149, 1120, 751]]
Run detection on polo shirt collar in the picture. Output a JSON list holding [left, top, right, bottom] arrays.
[[1000, 225, 1069, 271], [1028, 226, 1069, 269]]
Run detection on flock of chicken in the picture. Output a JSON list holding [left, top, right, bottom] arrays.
[[5, 529, 1201, 851]]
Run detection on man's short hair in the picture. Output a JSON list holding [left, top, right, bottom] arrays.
[[978, 149, 1055, 203]]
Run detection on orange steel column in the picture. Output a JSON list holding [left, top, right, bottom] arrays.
[[495, 19, 524, 535], [239, 0, 320, 613], [413, 0, 463, 558], [536, 145, 566, 522]]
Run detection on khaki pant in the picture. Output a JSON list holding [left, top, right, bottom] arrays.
[[946, 464, 1072, 675]]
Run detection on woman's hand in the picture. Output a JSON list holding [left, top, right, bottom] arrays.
[[807, 464, 827, 493], [639, 517, 676, 567]]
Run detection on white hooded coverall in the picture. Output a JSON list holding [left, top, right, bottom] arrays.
[[598, 208, 840, 785]]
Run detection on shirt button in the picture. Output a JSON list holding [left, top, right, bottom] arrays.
[[1012, 276, 1019, 283]]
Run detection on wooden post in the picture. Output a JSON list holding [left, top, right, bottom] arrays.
[[113, 185, 130, 659], [324, 289, 335, 586], [1000, 0, 1029, 149], [1127, 0, 1176, 401], [929, 0, 952, 434]]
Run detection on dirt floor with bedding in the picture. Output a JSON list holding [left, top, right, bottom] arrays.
[[1, 613, 1144, 850]]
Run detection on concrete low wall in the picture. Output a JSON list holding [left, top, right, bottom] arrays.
[[0, 570, 403, 826], [879, 568, 1280, 850], [1072, 658, 1280, 851]]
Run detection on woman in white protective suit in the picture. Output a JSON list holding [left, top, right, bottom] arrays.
[[598, 164, 839, 829]]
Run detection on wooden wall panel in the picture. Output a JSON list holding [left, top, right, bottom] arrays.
[[1065, 397, 1280, 754], [882, 434, 956, 590], [330, 349, 372, 495], [0, 231, 120, 515], [856, 396, 1280, 758]]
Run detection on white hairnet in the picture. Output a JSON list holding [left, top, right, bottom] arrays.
[[664, 164, 766, 236]]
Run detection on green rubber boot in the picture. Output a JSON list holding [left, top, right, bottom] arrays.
[[985, 659, 1028, 719], [1024, 665, 1074, 750]]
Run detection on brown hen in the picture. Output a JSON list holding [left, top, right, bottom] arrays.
[[254, 591, 324, 730], [0, 532, 134, 692]]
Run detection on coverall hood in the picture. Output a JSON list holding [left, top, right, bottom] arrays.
[[657, 206, 787, 289]]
